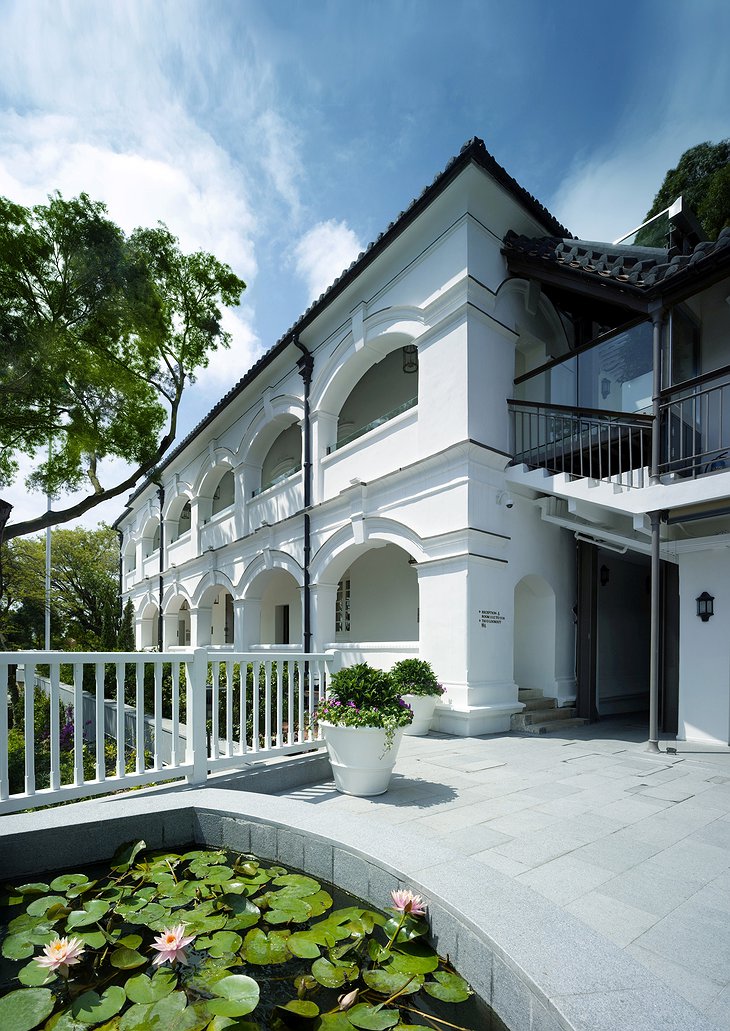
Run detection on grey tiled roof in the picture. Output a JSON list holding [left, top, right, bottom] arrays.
[[502, 226, 730, 296]]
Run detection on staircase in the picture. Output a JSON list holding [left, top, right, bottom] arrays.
[[511, 688, 588, 735]]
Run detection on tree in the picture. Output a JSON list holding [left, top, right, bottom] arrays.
[[0, 192, 246, 539], [636, 140, 730, 244], [0, 524, 122, 649]]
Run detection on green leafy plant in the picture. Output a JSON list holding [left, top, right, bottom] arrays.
[[0, 842, 475, 1030], [316, 664, 413, 750], [389, 659, 444, 699]]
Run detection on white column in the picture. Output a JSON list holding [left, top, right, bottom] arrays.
[[234, 463, 258, 539], [419, 554, 520, 736], [162, 610, 179, 649], [240, 599, 262, 649], [310, 582, 338, 653], [311, 411, 338, 504]]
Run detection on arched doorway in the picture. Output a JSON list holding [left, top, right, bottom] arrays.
[[513, 575, 556, 695], [138, 601, 159, 650]]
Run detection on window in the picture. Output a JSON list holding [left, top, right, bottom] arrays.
[[336, 576, 351, 634], [274, 604, 290, 645]]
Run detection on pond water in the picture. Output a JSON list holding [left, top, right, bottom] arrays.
[[0, 842, 506, 1030]]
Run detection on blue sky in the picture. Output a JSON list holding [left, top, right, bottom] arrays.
[[1, 0, 729, 527]]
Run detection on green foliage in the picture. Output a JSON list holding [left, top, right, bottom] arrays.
[[0, 844, 472, 1029], [316, 664, 414, 745], [0, 192, 245, 538], [0, 524, 120, 649], [389, 658, 443, 698], [636, 139, 730, 244]]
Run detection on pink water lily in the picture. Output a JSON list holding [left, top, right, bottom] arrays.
[[35, 936, 85, 976], [390, 889, 427, 916], [150, 923, 196, 966]]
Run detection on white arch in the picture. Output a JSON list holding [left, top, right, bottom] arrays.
[[311, 308, 426, 415], [162, 485, 193, 521], [311, 517, 428, 586], [238, 551, 304, 599], [513, 574, 557, 695], [240, 396, 304, 467], [162, 584, 193, 613], [134, 590, 158, 618], [495, 278, 569, 359], [192, 569, 236, 608], [193, 452, 237, 498]]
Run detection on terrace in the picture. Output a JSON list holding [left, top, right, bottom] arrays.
[[1, 648, 729, 1030]]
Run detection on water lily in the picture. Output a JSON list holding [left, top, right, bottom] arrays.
[[35, 936, 85, 976], [390, 889, 427, 916], [150, 923, 196, 966]]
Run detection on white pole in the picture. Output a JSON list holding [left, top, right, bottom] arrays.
[[45, 435, 51, 651]]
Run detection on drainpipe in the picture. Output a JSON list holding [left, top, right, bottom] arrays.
[[294, 336, 313, 653], [650, 308, 666, 485], [156, 483, 165, 652], [648, 307, 666, 752], [115, 527, 124, 628], [647, 510, 662, 753]]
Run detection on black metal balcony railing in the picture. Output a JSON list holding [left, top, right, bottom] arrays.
[[508, 399, 653, 488], [658, 364, 730, 479]]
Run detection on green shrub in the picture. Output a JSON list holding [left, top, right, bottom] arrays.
[[390, 658, 444, 697]]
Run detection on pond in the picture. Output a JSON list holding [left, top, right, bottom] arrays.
[[0, 842, 505, 1031]]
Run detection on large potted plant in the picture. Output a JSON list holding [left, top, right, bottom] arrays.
[[390, 658, 444, 736], [316, 663, 413, 796]]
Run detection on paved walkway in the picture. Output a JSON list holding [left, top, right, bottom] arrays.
[[282, 719, 730, 1029]]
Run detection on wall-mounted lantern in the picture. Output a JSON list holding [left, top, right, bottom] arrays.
[[402, 344, 418, 374], [696, 591, 715, 622], [600, 564, 610, 587]]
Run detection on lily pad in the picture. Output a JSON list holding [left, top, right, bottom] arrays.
[[197, 930, 243, 957], [311, 957, 358, 989], [286, 931, 321, 959], [111, 839, 147, 872], [207, 975, 260, 1018], [120, 995, 207, 1031], [66, 899, 110, 928], [16, 883, 49, 896], [0, 987, 54, 1031], [72, 986, 126, 1024], [423, 970, 472, 1003], [241, 928, 291, 965], [27, 895, 66, 917], [1, 932, 35, 960], [315, 1015, 355, 1030], [264, 897, 312, 925], [277, 1000, 320, 1017], [77, 930, 107, 949], [202, 866, 234, 884], [50, 874, 90, 893], [17, 960, 57, 987], [110, 946, 147, 969], [346, 1003, 399, 1030], [362, 969, 423, 995], [125, 968, 177, 1005], [272, 874, 321, 896], [382, 916, 427, 944], [387, 941, 439, 975]]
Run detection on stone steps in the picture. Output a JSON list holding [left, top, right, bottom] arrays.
[[512, 688, 588, 735]]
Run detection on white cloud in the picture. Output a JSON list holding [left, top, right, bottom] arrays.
[[293, 219, 363, 302]]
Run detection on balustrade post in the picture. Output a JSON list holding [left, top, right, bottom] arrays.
[[185, 647, 209, 786]]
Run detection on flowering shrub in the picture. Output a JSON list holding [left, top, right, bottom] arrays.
[[316, 663, 413, 751], [390, 657, 445, 698]]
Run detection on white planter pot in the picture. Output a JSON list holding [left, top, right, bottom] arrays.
[[320, 722, 404, 796], [401, 694, 438, 736]]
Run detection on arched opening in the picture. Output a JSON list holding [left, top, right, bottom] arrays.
[[514, 575, 556, 695], [197, 585, 235, 647], [334, 349, 418, 451], [254, 423, 302, 496], [333, 543, 419, 642], [211, 470, 235, 516], [142, 518, 160, 559], [165, 597, 191, 648], [139, 601, 159, 650], [168, 498, 192, 542], [241, 568, 302, 647], [124, 540, 137, 573]]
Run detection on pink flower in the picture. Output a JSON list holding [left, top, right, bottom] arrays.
[[35, 936, 85, 976], [150, 923, 196, 966], [390, 889, 427, 916]]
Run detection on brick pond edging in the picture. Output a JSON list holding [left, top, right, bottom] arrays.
[[0, 789, 716, 1031]]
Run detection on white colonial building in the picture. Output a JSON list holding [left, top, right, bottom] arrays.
[[116, 138, 730, 744]]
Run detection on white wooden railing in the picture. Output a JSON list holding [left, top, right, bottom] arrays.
[[0, 649, 333, 816]]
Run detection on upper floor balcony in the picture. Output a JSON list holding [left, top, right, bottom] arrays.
[[321, 398, 419, 497], [247, 469, 304, 530]]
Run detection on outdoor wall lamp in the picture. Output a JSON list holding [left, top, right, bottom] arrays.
[[600, 564, 610, 587], [402, 344, 418, 373], [696, 592, 715, 622]]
